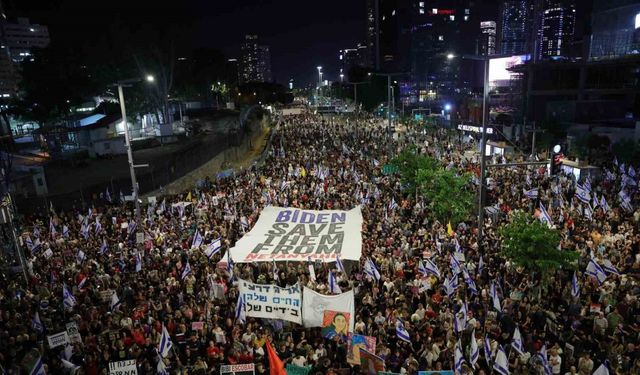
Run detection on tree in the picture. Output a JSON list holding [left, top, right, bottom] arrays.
[[611, 139, 640, 165], [417, 167, 474, 225], [391, 145, 438, 193], [571, 133, 610, 162], [499, 211, 578, 284]]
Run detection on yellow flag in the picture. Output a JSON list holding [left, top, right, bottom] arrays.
[[301, 167, 307, 178], [447, 221, 454, 236], [186, 192, 192, 201]]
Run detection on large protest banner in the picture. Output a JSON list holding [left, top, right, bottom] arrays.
[[360, 349, 385, 375], [347, 335, 376, 365], [238, 279, 302, 324], [220, 364, 255, 375], [47, 331, 69, 349], [302, 287, 355, 331], [229, 206, 363, 263], [109, 360, 137, 375]]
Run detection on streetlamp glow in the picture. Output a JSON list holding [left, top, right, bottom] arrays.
[[446, 53, 455, 60], [146, 75, 155, 82], [444, 103, 452, 111]]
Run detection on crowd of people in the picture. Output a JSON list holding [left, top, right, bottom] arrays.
[[0, 111, 638, 375]]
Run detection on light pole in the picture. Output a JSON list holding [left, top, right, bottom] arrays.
[[115, 75, 154, 225], [369, 72, 403, 138]]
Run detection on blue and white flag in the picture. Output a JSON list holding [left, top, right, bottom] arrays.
[[94, 218, 102, 234], [539, 202, 553, 227], [308, 257, 316, 282], [33, 226, 40, 238], [100, 239, 108, 255], [388, 197, 398, 211], [454, 238, 463, 253], [181, 261, 192, 280], [538, 345, 552, 375], [490, 282, 501, 312], [454, 301, 467, 333], [422, 259, 440, 279], [29, 356, 46, 375], [470, 329, 479, 368], [600, 195, 610, 212], [523, 188, 538, 199], [240, 216, 249, 232], [111, 292, 121, 311], [602, 259, 620, 276], [62, 225, 69, 238], [454, 339, 466, 374], [76, 250, 86, 264], [575, 184, 591, 204], [158, 325, 173, 358], [585, 259, 607, 285], [583, 178, 592, 193], [235, 293, 246, 324], [157, 356, 168, 375], [63, 283, 76, 309], [484, 335, 493, 368], [396, 318, 411, 342], [450, 254, 462, 275], [443, 275, 458, 297], [571, 271, 580, 298], [205, 238, 222, 259], [593, 362, 610, 375], [32, 312, 44, 334], [227, 251, 235, 281], [328, 270, 342, 294], [511, 326, 525, 355], [119, 190, 125, 203], [81, 222, 89, 240], [135, 253, 142, 272], [336, 256, 346, 274], [272, 259, 279, 281], [49, 218, 57, 237], [462, 268, 478, 295], [364, 258, 381, 282], [493, 346, 509, 375], [191, 230, 203, 249], [478, 255, 485, 274]]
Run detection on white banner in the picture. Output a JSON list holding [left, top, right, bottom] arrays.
[[66, 322, 82, 344], [109, 360, 137, 375], [229, 206, 363, 263], [47, 331, 70, 349], [238, 279, 302, 324], [302, 287, 355, 332]]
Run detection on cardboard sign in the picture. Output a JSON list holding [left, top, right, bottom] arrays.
[[347, 335, 376, 365], [191, 321, 204, 330], [220, 363, 255, 375], [66, 322, 82, 344], [109, 360, 137, 375], [47, 331, 70, 349]]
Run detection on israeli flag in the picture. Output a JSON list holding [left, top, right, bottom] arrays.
[[454, 339, 466, 374], [478, 255, 485, 274], [77, 250, 86, 264], [450, 254, 462, 275], [364, 258, 381, 282], [94, 218, 102, 234], [111, 292, 121, 311], [32, 312, 44, 334], [583, 177, 592, 193], [240, 216, 249, 232], [462, 268, 478, 295], [328, 270, 342, 294], [470, 329, 479, 368], [490, 282, 502, 312], [388, 197, 398, 211], [205, 238, 222, 259], [336, 256, 346, 274], [272, 259, 279, 281], [33, 226, 40, 238], [158, 325, 173, 358], [523, 188, 538, 199], [157, 356, 168, 375], [511, 326, 525, 355], [181, 261, 192, 280], [539, 202, 553, 227], [575, 184, 591, 204], [444, 274, 459, 297], [396, 318, 411, 342], [227, 251, 235, 281], [30, 356, 46, 375], [119, 190, 125, 203], [235, 293, 246, 324], [600, 195, 610, 212], [585, 259, 607, 285], [484, 335, 493, 368], [81, 222, 90, 239], [308, 257, 316, 282], [100, 239, 108, 255], [454, 238, 463, 253], [538, 345, 552, 375], [62, 225, 69, 238], [49, 218, 57, 237], [454, 301, 467, 333], [418, 260, 428, 277], [629, 166, 636, 178], [493, 346, 509, 375], [602, 259, 620, 276], [78, 276, 87, 289], [135, 253, 142, 272], [593, 362, 610, 375], [191, 230, 203, 249], [571, 271, 580, 298], [424, 259, 441, 278], [63, 283, 76, 309]]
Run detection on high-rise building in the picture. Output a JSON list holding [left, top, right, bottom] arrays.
[[538, 0, 576, 59], [366, 0, 379, 69], [0, 17, 49, 64], [480, 21, 497, 56], [500, 0, 533, 56], [257, 45, 272, 82], [239, 35, 271, 84], [339, 43, 370, 73], [589, 0, 640, 60]]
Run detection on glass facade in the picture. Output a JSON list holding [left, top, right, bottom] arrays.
[[589, 0, 640, 60]]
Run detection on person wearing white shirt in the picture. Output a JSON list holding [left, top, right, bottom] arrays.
[[549, 348, 562, 375]]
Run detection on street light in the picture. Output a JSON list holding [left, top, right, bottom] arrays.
[[340, 73, 344, 82], [114, 75, 155, 225], [446, 53, 455, 60]]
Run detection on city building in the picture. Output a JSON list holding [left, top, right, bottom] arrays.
[[538, 0, 576, 60], [0, 17, 49, 64], [499, 0, 533, 56], [365, 0, 378, 69], [239, 35, 271, 84], [589, 0, 640, 60], [339, 43, 370, 73], [480, 21, 497, 56]]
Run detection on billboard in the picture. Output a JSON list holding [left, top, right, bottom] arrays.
[[488, 55, 530, 88]]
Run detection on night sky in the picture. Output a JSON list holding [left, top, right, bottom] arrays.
[[6, 0, 366, 86]]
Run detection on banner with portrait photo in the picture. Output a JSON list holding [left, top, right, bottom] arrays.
[[229, 206, 363, 263], [302, 287, 355, 332], [238, 279, 302, 324], [359, 349, 385, 375], [346, 335, 376, 365], [321, 310, 350, 340]]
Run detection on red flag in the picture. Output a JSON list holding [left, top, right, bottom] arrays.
[[265, 339, 286, 375]]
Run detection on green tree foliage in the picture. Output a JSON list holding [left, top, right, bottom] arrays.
[[391, 145, 438, 193], [417, 167, 474, 225], [571, 133, 610, 162], [611, 139, 640, 165], [499, 211, 578, 282]]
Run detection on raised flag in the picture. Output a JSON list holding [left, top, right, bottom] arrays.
[[336, 255, 346, 274], [454, 238, 463, 253], [181, 261, 192, 280], [32, 312, 44, 334], [29, 356, 46, 375], [308, 257, 316, 282], [493, 346, 509, 375], [523, 188, 538, 199], [111, 292, 121, 311], [100, 239, 108, 255], [364, 258, 381, 282], [454, 301, 467, 333], [63, 283, 76, 309], [462, 268, 478, 295], [571, 271, 580, 298], [191, 230, 203, 249], [204, 238, 222, 259], [478, 255, 485, 274], [593, 362, 610, 375], [447, 221, 455, 236], [470, 329, 479, 368], [602, 259, 620, 275], [511, 326, 525, 355], [235, 293, 246, 324], [538, 345, 552, 375], [158, 325, 173, 358], [585, 259, 607, 285], [450, 254, 462, 275], [135, 253, 142, 272], [49, 218, 57, 237], [539, 202, 553, 227], [328, 270, 342, 294], [396, 318, 411, 343], [266, 339, 287, 375], [484, 335, 493, 368], [491, 282, 502, 312], [454, 339, 466, 374], [575, 184, 591, 204], [272, 259, 279, 281]]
